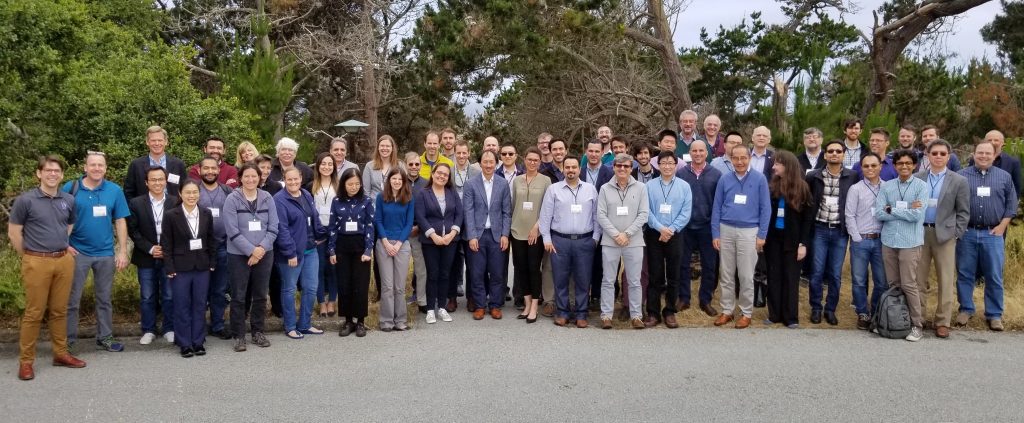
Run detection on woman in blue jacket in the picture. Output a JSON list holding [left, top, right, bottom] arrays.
[[414, 163, 463, 325], [329, 169, 375, 337], [274, 167, 327, 339], [374, 168, 415, 331]]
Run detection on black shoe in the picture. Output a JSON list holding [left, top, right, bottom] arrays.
[[810, 310, 822, 324], [194, 345, 206, 356], [180, 347, 194, 358], [517, 313, 528, 320], [824, 311, 839, 326], [339, 322, 354, 337], [355, 323, 367, 337], [514, 298, 525, 310], [856, 314, 871, 331], [418, 305, 428, 314], [211, 329, 233, 340]]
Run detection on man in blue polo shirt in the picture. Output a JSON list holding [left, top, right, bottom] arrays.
[[62, 151, 131, 352]]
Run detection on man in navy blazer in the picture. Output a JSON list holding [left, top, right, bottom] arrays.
[[581, 139, 614, 305], [463, 150, 513, 319]]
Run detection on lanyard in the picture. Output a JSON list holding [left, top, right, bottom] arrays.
[[615, 182, 629, 206], [521, 174, 537, 203], [184, 207, 200, 239], [244, 194, 259, 221], [152, 198, 165, 228], [897, 179, 913, 201], [659, 178, 675, 202], [454, 166, 467, 186], [863, 180, 880, 199], [928, 172, 946, 196], [565, 183, 581, 204]]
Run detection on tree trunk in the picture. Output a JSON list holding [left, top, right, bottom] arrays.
[[624, 0, 692, 125], [360, 0, 379, 162], [772, 75, 790, 140]]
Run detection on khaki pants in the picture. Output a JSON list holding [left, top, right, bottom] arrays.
[[883, 246, 924, 328], [917, 227, 957, 327], [718, 225, 758, 318], [20, 254, 74, 363]]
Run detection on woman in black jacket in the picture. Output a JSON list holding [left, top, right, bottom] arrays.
[[161, 179, 216, 357], [765, 151, 814, 328]]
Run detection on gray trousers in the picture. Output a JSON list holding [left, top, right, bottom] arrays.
[[376, 240, 410, 329], [541, 252, 555, 304], [409, 237, 428, 306], [601, 245, 644, 319], [67, 254, 115, 341], [883, 245, 924, 328], [719, 224, 757, 318]]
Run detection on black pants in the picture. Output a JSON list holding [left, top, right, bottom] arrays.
[[335, 251, 371, 320], [645, 229, 683, 316], [510, 237, 544, 298], [422, 242, 456, 310], [448, 240, 464, 300], [765, 237, 800, 325], [229, 253, 273, 337]]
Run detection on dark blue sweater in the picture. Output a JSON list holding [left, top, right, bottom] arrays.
[[677, 164, 722, 229], [273, 189, 327, 263]]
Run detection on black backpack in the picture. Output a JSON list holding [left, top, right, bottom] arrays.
[[872, 286, 913, 339]]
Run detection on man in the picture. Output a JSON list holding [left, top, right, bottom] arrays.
[[609, 136, 629, 164], [919, 126, 962, 172], [597, 126, 614, 164], [470, 136, 501, 173], [920, 125, 939, 147], [897, 124, 918, 151], [582, 140, 614, 188], [845, 153, 888, 330], [449, 140, 480, 309], [676, 140, 722, 316], [912, 140, 970, 338], [596, 154, 650, 329], [968, 130, 1022, 196], [630, 142, 656, 184], [125, 126, 188, 199], [842, 118, 869, 169], [440, 128, 458, 158], [187, 136, 239, 187], [710, 131, 743, 174], [853, 128, 897, 181], [126, 167, 177, 345], [711, 145, 770, 329], [655, 129, 688, 171], [643, 151, 692, 328], [698, 114, 726, 158], [405, 152, 430, 313], [419, 131, 453, 179], [329, 138, 360, 174], [798, 127, 825, 174], [63, 151, 131, 352], [805, 140, 860, 325], [9, 156, 87, 381], [749, 126, 775, 175], [537, 132, 554, 165], [676, 110, 699, 158], [875, 149, 930, 342], [464, 150, 513, 320], [540, 138, 568, 183], [496, 143, 523, 186], [956, 141, 1017, 331], [198, 156, 235, 339], [539, 156, 601, 328]]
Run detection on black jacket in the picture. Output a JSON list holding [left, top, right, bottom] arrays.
[[124, 155, 188, 200], [766, 194, 814, 251], [798, 150, 825, 174], [805, 167, 861, 233], [267, 159, 314, 192], [160, 206, 216, 275], [127, 194, 179, 268]]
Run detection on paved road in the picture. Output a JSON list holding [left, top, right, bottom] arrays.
[[1, 314, 1020, 422]]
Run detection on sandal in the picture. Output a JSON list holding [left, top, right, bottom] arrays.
[[286, 330, 304, 339], [300, 327, 324, 335]]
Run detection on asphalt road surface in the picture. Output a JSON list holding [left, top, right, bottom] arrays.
[[1, 315, 1020, 422]]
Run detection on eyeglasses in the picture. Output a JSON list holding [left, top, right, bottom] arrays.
[[826, 149, 844, 154], [87, 150, 106, 156], [894, 161, 915, 166], [40, 169, 63, 174], [930, 151, 948, 156], [614, 164, 631, 169], [500, 152, 516, 157], [861, 163, 879, 168], [407, 163, 420, 167]]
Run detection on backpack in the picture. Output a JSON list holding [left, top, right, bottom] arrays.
[[872, 286, 913, 339]]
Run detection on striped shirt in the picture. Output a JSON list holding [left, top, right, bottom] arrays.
[[958, 166, 1018, 226], [845, 180, 882, 243], [875, 176, 929, 249]]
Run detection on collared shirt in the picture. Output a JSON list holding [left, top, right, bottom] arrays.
[[452, 164, 471, 198], [150, 193, 166, 242], [538, 180, 601, 241], [61, 178, 131, 256], [149, 154, 167, 169], [845, 180, 883, 242], [959, 166, 1018, 226], [711, 171, 772, 240], [676, 133, 697, 157], [482, 175, 494, 229], [805, 151, 820, 170], [843, 143, 861, 169], [601, 150, 615, 165], [585, 165, 602, 186], [646, 176, 692, 233], [924, 169, 947, 224], [710, 156, 734, 174], [634, 167, 656, 184], [676, 163, 721, 229], [183, 205, 200, 238], [750, 149, 769, 174], [9, 188, 76, 252], [816, 169, 841, 224], [875, 176, 929, 249]]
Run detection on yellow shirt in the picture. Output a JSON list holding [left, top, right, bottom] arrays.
[[420, 153, 454, 180]]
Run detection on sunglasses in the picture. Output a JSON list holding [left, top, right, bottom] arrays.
[[861, 163, 880, 168], [895, 161, 915, 166], [930, 151, 948, 156], [826, 149, 844, 154], [500, 152, 516, 156], [614, 164, 631, 169]]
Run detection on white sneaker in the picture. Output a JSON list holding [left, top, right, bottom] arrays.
[[905, 326, 923, 342], [438, 308, 453, 322], [425, 310, 437, 324], [139, 332, 156, 345], [164, 332, 175, 343]]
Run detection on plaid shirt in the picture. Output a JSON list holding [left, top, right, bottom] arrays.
[[816, 169, 841, 224]]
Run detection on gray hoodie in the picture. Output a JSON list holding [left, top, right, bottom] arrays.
[[223, 188, 279, 256], [597, 176, 649, 248]]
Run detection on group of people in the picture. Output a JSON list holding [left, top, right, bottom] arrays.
[[8, 113, 1019, 382]]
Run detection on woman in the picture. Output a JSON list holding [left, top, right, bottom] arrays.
[[235, 141, 259, 168], [223, 164, 278, 351], [255, 154, 279, 195], [267, 137, 314, 192], [362, 134, 398, 200], [329, 169, 375, 337], [274, 167, 327, 339], [375, 168, 415, 332], [413, 163, 462, 324], [765, 151, 813, 329], [161, 179, 216, 357], [510, 147, 551, 323], [312, 152, 339, 317]]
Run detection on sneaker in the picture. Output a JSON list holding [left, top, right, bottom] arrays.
[[394, 323, 409, 331], [955, 311, 971, 326], [856, 314, 871, 331], [233, 337, 247, 352], [96, 336, 124, 352], [905, 326, 923, 342], [354, 323, 367, 337], [988, 318, 1005, 331], [425, 310, 437, 324], [786, 323, 800, 329], [438, 308, 453, 322], [139, 332, 156, 345], [251, 332, 271, 348], [163, 332, 175, 344]]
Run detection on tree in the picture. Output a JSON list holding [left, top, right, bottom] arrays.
[[981, 0, 1024, 71]]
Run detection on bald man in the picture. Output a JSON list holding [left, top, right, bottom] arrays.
[[968, 130, 1022, 196]]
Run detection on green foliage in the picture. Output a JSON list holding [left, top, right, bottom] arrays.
[[221, 46, 293, 147], [981, 0, 1024, 70], [682, 14, 768, 118]]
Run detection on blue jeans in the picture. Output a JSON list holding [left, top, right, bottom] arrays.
[[678, 225, 718, 306], [207, 245, 229, 332], [138, 261, 173, 334], [278, 249, 319, 332], [809, 225, 848, 313], [850, 238, 886, 316], [956, 228, 1005, 319], [550, 235, 594, 320], [171, 270, 209, 349], [316, 242, 338, 303]]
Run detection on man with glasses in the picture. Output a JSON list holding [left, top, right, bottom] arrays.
[[537, 132, 554, 166], [799, 127, 825, 174], [845, 153, 888, 330], [127, 167, 178, 345], [853, 128, 897, 181], [968, 130, 1022, 196], [404, 152, 431, 313], [676, 110, 699, 159], [875, 149, 930, 342], [125, 126, 188, 199], [710, 132, 743, 174], [643, 151, 692, 328], [596, 154, 650, 329], [497, 144, 523, 186]]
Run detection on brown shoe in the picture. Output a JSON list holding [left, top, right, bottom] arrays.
[[700, 303, 718, 317], [18, 363, 33, 381], [631, 317, 645, 329], [541, 302, 555, 317], [52, 353, 86, 368], [490, 308, 503, 320], [643, 315, 659, 328], [714, 313, 733, 326], [467, 297, 477, 313], [935, 326, 950, 338], [989, 319, 1004, 331], [553, 317, 567, 327], [473, 309, 486, 320], [576, 319, 589, 329], [601, 318, 613, 329], [735, 316, 751, 329], [445, 298, 457, 313], [675, 299, 690, 312], [664, 314, 679, 329]]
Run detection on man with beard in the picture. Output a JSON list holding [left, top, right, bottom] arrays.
[[188, 137, 238, 187], [198, 156, 235, 339]]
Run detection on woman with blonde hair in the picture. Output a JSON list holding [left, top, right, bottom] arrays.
[[235, 141, 259, 168], [362, 135, 399, 200]]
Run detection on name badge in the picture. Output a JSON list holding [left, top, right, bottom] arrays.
[[871, 207, 876, 215], [523, 201, 534, 211], [209, 207, 220, 218], [616, 206, 628, 216], [734, 194, 747, 205], [927, 198, 938, 208], [317, 205, 330, 216], [307, 216, 312, 227], [92, 205, 107, 217], [777, 207, 785, 218], [167, 173, 180, 184], [659, 203, 672, 214], [683, 154, 692, 163], [279, 181, 286, 188], [977, 186, 991, 197], [570, 204, 583, 214], [248, 220, 262, 231], [189, 239, 203, 251], [895, 201, 908, 209], [345, 221, 358, 231], [825, 196, 839, 206]]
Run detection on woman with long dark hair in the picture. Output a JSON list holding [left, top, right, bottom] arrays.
[[765, 150, 814, 328], [329, 169, 375, 337], [375, 168, 415, 331], [414, 163, 463, 325], [312, 152, 339, 317]]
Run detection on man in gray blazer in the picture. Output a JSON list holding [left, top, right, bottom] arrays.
[[914, 140, 969, 338], [463, 150, 513, 319]]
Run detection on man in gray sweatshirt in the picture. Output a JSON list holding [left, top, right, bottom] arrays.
[[597, 153, 650, 329]]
